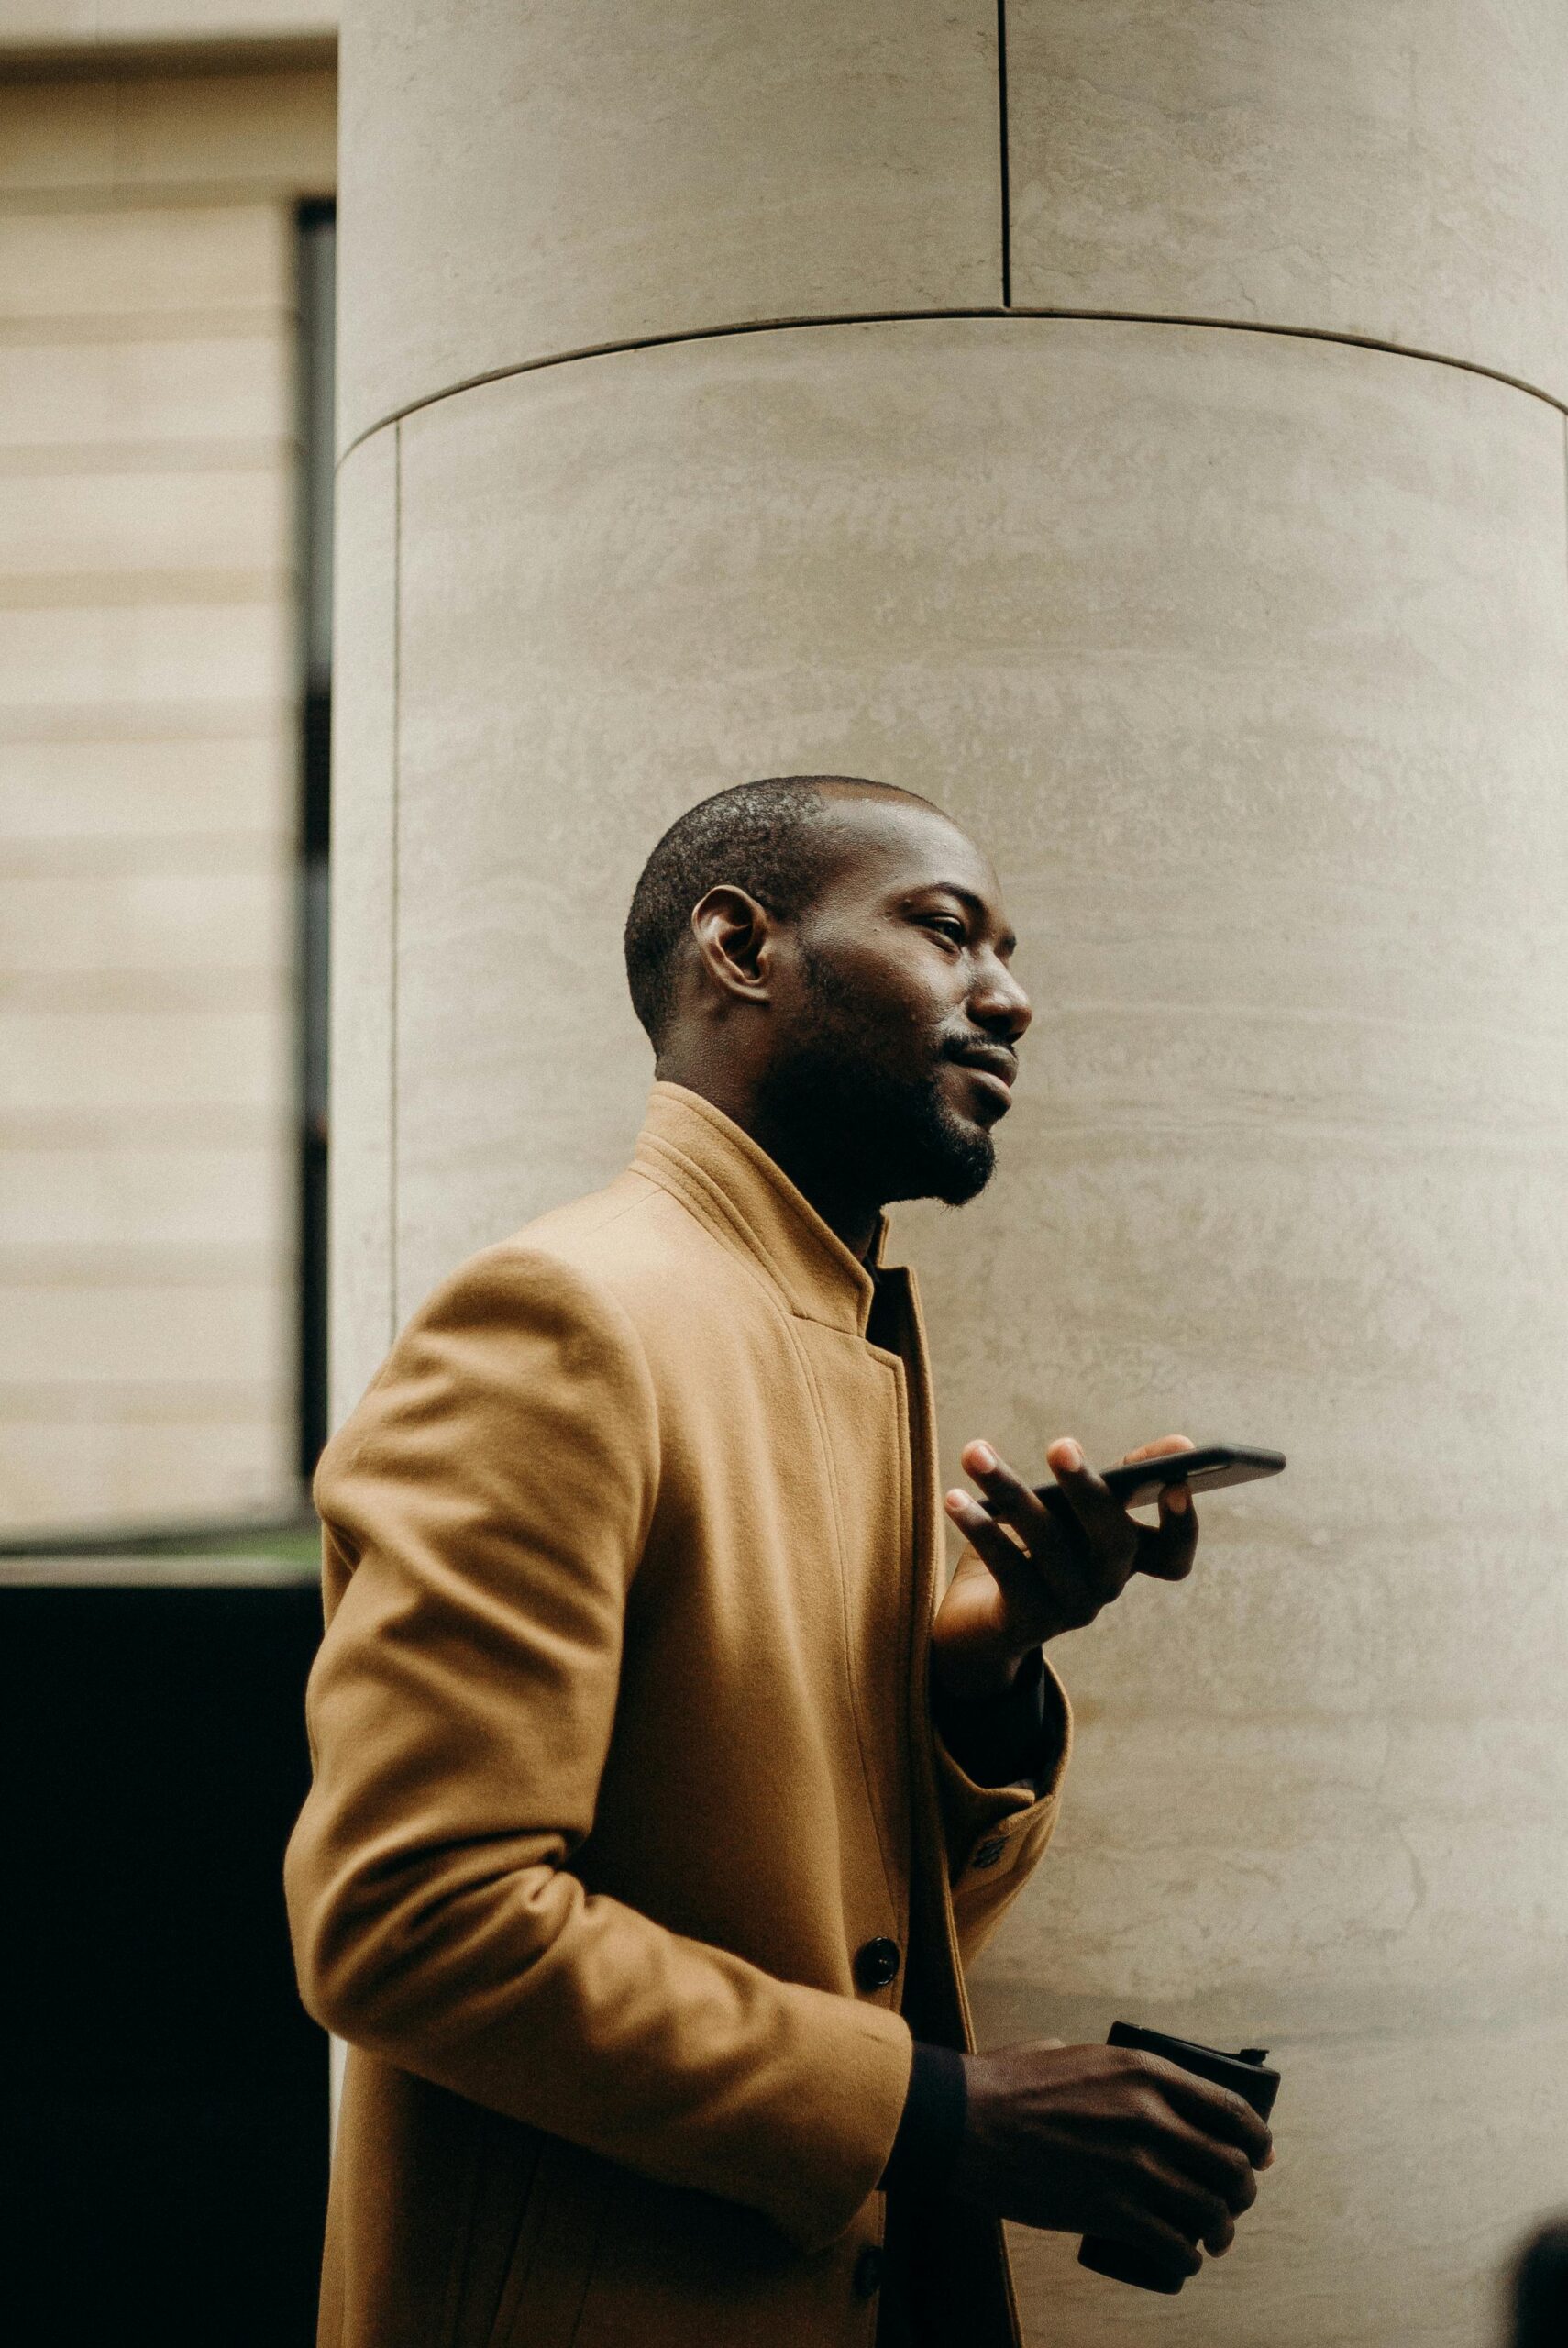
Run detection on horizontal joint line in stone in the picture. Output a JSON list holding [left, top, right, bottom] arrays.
[[340, 305, 1568, 473]]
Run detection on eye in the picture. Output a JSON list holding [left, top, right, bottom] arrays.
[[923, 914, 966, 947]]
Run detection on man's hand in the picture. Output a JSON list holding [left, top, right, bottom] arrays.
[[931, 1434, 1198, 1700], [954, 2039, 1273, 2275]]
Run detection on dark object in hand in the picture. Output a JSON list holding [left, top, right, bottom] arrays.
[[1092, 1443, 1286, 1512], [1078, 2024, 1280, 2294]]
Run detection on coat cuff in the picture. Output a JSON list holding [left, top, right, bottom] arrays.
[[878, 2041, 968, 2196]]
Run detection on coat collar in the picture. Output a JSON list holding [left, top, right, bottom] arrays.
[[631, 1082, 889, 1338]]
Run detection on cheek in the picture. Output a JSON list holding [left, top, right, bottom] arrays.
[[848, 964, 947, 1053], [801, 925, 955, 1055], [841, 936, 950, 1015]]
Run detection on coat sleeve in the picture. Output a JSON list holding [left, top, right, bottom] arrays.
[[283, 1245, 912, 2255], [931, 1647, 1074, 1966]]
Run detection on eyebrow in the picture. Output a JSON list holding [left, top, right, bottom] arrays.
[[909, 881, 1017, 959]]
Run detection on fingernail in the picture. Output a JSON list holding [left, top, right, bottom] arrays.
[[1057, 1439, 1083, 1472], [1165, 1483, 1189, 1513], [968, 1442, 997, 1473], [944, 1489, 966, 1514]]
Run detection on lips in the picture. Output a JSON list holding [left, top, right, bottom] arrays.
[[948, 1044, 1017, 1113]]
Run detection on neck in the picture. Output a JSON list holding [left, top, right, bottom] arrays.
[[655, 1064, 881, 1262], [747, 1125, 882, 1262]]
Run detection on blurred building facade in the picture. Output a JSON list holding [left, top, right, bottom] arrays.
[[0, 6, 337, 1537]]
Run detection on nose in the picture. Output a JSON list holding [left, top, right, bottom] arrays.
[[970, 952, 1032, 1044]]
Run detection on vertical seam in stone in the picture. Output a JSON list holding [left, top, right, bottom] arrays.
[[996, 0, 1012, 307], [1562, 411, 1568, 618], [389, 416, 403, 1342]]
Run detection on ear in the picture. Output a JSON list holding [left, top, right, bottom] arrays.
[[690, 884, 776, 1008]]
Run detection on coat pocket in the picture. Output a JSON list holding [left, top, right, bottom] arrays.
[[481, 2136, 609, 2348]]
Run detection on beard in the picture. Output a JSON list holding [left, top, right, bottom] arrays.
[[752, 948, 998, 1212]]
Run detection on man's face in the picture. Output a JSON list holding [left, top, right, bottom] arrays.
[[756, 797, 1032, 1209]]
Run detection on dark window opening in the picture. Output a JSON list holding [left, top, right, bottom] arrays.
[[297, 201, 335, 1484]]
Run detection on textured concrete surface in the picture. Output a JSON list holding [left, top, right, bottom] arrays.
[[355, 317, 1568, 2342], [336, 0, 1002, 452], [326, 426, 397, 1429], [1007, 0, 1568, 403]]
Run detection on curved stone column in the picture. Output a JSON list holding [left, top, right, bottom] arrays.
[[333, 9, 1568, 2342]]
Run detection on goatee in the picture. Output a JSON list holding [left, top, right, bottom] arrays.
[[754, 951, 997, 1212]]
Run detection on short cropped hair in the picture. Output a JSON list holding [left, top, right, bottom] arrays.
[[624, 774, 926, 1048]]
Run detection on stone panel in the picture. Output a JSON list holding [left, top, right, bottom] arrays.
[[0, 200, 288, 320], [0, 737, 289, 847], [0, 337, 289, 454], [0, 61, 335, 1532], [337, 0, 1000, 451], [0, 1415, 294, 1534], [326, 423, 397, 1421], [1007, 0, 1568, 404], [0, 1006, 290, 1113], [113, 65, 334, 188], [0, 1272, 287, 1383], [387, 316, 1568, 2344], [0, 469, 287, 579], [0, 1141, 281, 1248], [0, 66, 335, 194], [0, 869, 289, 971], [0, 600, 290, 712], [0, 1, 335, 52]]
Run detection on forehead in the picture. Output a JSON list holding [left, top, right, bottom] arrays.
[[812, 793, 1002, 907]]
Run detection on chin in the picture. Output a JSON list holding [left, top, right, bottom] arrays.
[[932, 1151, 996, 1207], [889, 1115, 996, 1209]]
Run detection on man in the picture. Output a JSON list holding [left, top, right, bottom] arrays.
[[285, 776, 1271, 2348]]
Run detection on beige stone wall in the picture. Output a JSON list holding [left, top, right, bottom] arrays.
[[337, 6, 1568, 2342], [0, 4, 335, 60], [0, 63, 335, 1532]]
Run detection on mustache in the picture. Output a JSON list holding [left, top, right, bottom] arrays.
[[938, 1032, 1019, 1084]]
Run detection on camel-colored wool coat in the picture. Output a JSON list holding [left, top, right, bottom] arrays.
[[285, 1085, 1071, 2348]]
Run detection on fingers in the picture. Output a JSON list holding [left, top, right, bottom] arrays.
[[1134, 2160, 1238, 2259], [1119, 2054, 1264, 2263], [948, 1440, 1106, 1636], [958, 2038, 1269, 2265], [1109, 1434, 1201, 1583], [1040, 1438, 1139, 1584], [958, 1441, 1052, 1547], [943, 1485, 1035, 1589], [1142, 2057, 1275, 2171], [1153, 2115, 1260, 2217], [1137, 1482, 1200, 1581], [1101, 2207, 1207, 2276], [951, 1432, 1204, 1620]]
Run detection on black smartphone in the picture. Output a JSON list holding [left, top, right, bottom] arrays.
[[1078, 2023, 1281, 2294], [1093, 1442, 1286, 1511]]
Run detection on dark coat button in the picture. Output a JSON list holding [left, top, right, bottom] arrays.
[[853, 2244, 884, 2298], [853, 1936, 901, 1992]]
